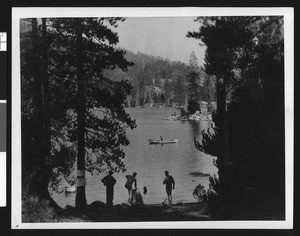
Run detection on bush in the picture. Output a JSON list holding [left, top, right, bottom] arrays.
[[193, 184, 208, 203], [193, 175, 222, 216], [22, 195, 57, 223]]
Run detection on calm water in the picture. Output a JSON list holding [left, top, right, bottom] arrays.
[[52, 108, 217, 207]]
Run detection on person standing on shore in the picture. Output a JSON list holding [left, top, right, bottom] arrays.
[[125, 172, 137, 204], [163, 170, 175, 205], [101, 170, 116, 207]]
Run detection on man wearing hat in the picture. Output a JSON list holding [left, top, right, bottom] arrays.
[[101, 170, 117, 207]]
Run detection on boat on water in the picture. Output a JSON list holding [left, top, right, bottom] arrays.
[[149, 139, 178, 144], [164, 116, 178, 121], [65, 186, 76, 193], [164, 112, 180, 121], [164, 115, 179, 121]]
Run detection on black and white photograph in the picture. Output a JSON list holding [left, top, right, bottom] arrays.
[[11, 7, 293, 229]]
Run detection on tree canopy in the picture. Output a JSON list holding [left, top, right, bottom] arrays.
[[189, 16, 285, 219], [21, 17, 136, 208], [104, 50, 216, 108]]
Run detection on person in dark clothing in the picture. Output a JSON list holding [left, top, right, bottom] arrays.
[[163, 170, 175, 205], [101, 170, 116, 207], [143, 186, 147, 194]]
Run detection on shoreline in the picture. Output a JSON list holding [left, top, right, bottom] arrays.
[[56, 201, 210, 222]]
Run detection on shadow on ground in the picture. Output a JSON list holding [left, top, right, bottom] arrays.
[[56, 201, 211, 222]]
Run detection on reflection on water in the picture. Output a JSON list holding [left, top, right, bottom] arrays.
[[189, 120, 202, 138], [52, 108, 218, 207]]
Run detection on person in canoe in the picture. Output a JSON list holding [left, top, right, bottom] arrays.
[[163, 170, 175, 205], [125, 172, 137, 204], [101, 170, 116, 207]]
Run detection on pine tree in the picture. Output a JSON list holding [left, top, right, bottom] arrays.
[[49, 18, 136, 207], [21, 18, 64, 209], [187, 52, 201, 114], [20, 18, 136, 209], [188, 51, 199, 72], [189, 16, 285, 218], [173, 73, 186, 107]]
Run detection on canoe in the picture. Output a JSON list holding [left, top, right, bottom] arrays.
[[65, 186, 76, 193], [149, 139, 178, 144]]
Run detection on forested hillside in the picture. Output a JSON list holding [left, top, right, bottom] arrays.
[[104, 50, 216, 109]]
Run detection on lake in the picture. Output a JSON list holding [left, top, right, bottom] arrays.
[[52, 108, 218, 207]]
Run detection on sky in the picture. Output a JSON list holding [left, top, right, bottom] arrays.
[[114, 17, 206, 65]]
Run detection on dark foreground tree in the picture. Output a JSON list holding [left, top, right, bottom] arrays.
[[21, 18, 72, 210], [189, 16, 285, 219], [51, 17, 136, 208], [188, 17, 252, 195], [21, 17, 136, 209]]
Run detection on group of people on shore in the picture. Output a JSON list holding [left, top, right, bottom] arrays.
[[101, 170, 175, 207]]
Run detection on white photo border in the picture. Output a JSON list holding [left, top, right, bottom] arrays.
[[11, 7, 294, 229]]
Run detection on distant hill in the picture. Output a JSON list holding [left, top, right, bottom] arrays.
[[124, 50, 187, 67], [104, 49, 215, 108]]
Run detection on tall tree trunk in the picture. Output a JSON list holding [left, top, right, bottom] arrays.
[[127, 95, 131, 107], [216, 77, 227, 191], [135, 83, 140, 107], [29, 18, 61, 210], [31, 18, 43, 126], [34, 171, 61, 210], [41, 18, 61, 210], [143, 87, 147, 105], [149, 88, 153, 106], [184, 94, 188, 110], [75, 19, 87, 208], [31, 18, 48, 199], [41, 18, 51, 156]]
